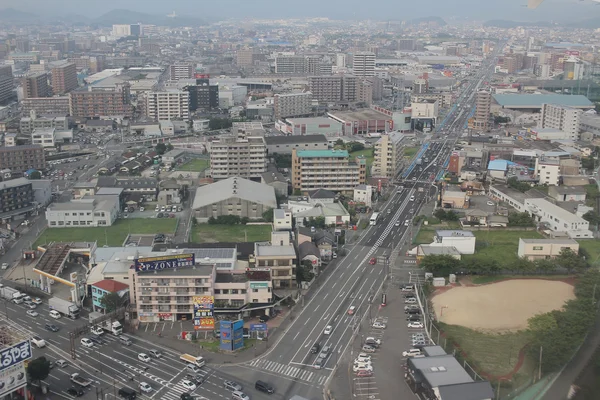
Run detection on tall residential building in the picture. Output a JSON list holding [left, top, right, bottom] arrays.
[[22, 97, 70, 116], [51, 62, 78, 94], [112, 24, 140, 38], [413, 78, 428, 94], [308, 75, 362, 103], [169, 63, 194, 81], [146, 90, 190, 121], [371, 132, 406, 179], [0, 145, 45, 173], [0, 65, 14, 104], [291, 149, 367, 193], [352, 52, 376, 77], [539, 104, 582, 140], [209, 130, 267, 180], [563, 57, 584, 80], [70, 83, 133, 119], [471, 90, 491, 131], [0, 178, 35, 218], [186, 79, 219, 111], [274, 92, 312, 120], [236, 48, 255, 67], [22, 72, 51, 99], [336, 53, 347, 68], [398, 39, 417, 51], [275, 56, 307, 74]]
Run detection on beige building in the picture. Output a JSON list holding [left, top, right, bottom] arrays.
[[51, 62, 78, 94], [470, 90, 491, 131], [22, 72, 51, 99], [146, 90, 190, 121], [517, 238, 579, 261], [372, 131, 406, 178], [274, 92, 312, 120], [209, 130, 267, 180], [192, 177, 277, 222], [236, 48, 256, 67], [292, 148, 367, 193], [539, 104, 582, 140], [250, 231, 297, 289]]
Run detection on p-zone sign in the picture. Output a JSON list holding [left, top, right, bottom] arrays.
[[135, 254, 195, 272]]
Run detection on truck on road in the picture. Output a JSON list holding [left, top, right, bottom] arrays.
[[89, 312, 123, 335], [416, 158, 422, 165], [180, 354, 205, 368], [0, 287, 22, 301], [70, 373, 92, 388], [48, 297, 80, 319]]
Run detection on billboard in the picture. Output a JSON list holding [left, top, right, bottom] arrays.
[[0, 340, 32, 372], [135, 253, 195, 272], [0, 362, 26, 398], [195, 73, 210, 79], [219, 321, 233, 351], [249, 323, 267, 331], [193, 296, 214, 331], [232, 319, 244, 351]]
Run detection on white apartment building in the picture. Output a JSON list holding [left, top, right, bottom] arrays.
[[371, 131, 406, 178], [524, 198, 592, 238], [169, 63, 193, 81], [431, 230, 476, 255], [353, 184, 373, 207], [209, 131, 267, 180], [275, 56, 307, 74], [411, 99, 439, 120], [274, 92, 312, 120], [146, 90, 190, 121], [352, 52, 376, 77], [539, 104, 582, 140], [534, 158, 560, 186]]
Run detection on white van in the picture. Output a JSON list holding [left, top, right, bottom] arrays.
[[49, 310, 61, 319]]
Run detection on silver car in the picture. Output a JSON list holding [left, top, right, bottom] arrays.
[[224, 381, 242, 391]]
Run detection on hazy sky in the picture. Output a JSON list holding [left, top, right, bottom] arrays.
[[0, 0, 597, 21]]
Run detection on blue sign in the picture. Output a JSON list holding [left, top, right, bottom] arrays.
[[135, 254, 195, 272], [232, 319, 244, 351], [219, 321, 233, 351], [250, 323, 268, 332], [0, 340, 32, 371]]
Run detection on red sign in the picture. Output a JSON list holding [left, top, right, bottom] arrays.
[[194, 317, 215, 330], [195, 73, 210, 79], [565, 50, 580, 57]]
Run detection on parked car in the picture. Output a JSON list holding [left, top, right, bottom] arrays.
[[356, 369, 373, 377], [408, 322, 424, 328], [67, 387, 84, 397], [361, 345, 376, 353], [372, 321, 386, 329], [402, 349, 422, 357], [352, 364, 374, 373], [224, 381, 243, 391]]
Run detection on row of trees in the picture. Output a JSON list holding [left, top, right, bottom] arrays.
[[420, 248, 589, 277], [527, 269, 600, 373]]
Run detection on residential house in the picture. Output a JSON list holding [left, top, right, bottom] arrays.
[[157, 179, 182, 205], [441, 185, 468, 209], [251, 231, 297, 289], [517, 238, 580, 261], [261, 169, 288, 197], [274, 209, 292, 231], [432, 230, 476, 254], [298, 241, 321, 274], [91, 279, 129, 313], [295, 202, 350, 227]]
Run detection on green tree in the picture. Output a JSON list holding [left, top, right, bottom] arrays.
[[100, 292, 123, 313], [296, 261, 314, 284], [335, 139, 345, 147], [346, 141, 365, 153], [273, 154, 292, 168], [27, 356, 51, 384], [508, 212, 535, 227], [507, 177, 532, 193], [155, 143, 167, 155], [582, 210, 600, 226], [166, 143, 174, 152], [581, 157, 596, 170], [262, 208, 274, 222], [420, 255, 462, 276], [209, 117, 233, 130], [556, 248, 588, 274], [29, 171, 42, 179]]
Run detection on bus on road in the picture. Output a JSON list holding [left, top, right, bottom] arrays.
[[369, 212, 380, 226]]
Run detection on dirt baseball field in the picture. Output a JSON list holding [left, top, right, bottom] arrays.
[[432, 279, 575, 332]]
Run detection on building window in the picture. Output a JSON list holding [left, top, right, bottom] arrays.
[[532, 246, 543, 250]]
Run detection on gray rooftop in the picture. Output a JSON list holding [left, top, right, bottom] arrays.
[[192, 177, 277, 210], [255, 243, 296, 257], [264, 134, 328, 145], [493, 94, 594, 109], [519, 238, 579, 245], [409, 355, 474, 388], [0, 177, 30, 190], [437, 381, 494, 400], [435, 230, 474, 238]]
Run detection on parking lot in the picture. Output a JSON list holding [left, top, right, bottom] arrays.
[[349, 285, 426, 400]]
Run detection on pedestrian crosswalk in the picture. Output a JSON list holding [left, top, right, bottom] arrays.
[[247, 359, 327, 385], [160, 379, 209, 400]]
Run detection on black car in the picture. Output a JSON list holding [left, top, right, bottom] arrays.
[[185, 374, 202, 385], [407, 315, 421, 322], [310, 342, 321, 354], [403, 294, 416, 299], [45, 323, 59, 332], [258, 315, 270, 323], [89, 336, 104, 345], [255, 380, 275, 394], [180, 394, 194, 400], [67, 387, 84, 397]]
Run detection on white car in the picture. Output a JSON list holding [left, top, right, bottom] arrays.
[[139, 382, 152, 393], [365, 337, 381, 345], [80, 338, 94, 348], [138, 353, 151, 363], [91, 326, 103, 336], [26, 310, 38, 317], [181, 379, 197, 391], [155, 205, 160, 211], [355, 355, 372, 363], [56, 359, 68, 368], [372, 321, 387, 329], [403, 349, 422, 357], [408, 322, 424, 329], [31, 297, 42, 305], [352, 364, 374, 373], [1, 263, 8, 270], [487, 201, 495, 206], [324, 325, 333, 335], [405, 298, 417, 304], [394, 220, 400, 226]]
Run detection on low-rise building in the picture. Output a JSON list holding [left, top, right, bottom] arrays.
[[441, 186, 468, 209], [430, 230, 476, 255], [0, 177, 36, 221], [46, 195, 120, 227], [294, 202, 350, 227], [0, 145, 45, 173], [20, 112, 69, 134], [353, 184, 373, 207], [524, 197, 592, 238], [265, 134, 329, 155], [192, 177, 277, 223], [273, 209, 292, 231], [261, 170, 288, 197], [91, 279, 129, 313], [534, 158, 560, 186], [275, 118, 343, 137], [96, 176, 158, 201], [548, 185, 586, 202], [162, 150, 187, 169], [517, 238, 580, 261], [251, 231, 297, 289]]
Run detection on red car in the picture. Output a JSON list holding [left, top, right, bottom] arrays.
[[369, 258, 376, 265], [356, 370, 373, 377]]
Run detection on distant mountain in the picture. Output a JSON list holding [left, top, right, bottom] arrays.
[[568, 17, 600, 29], [406, 16, 447, 27], [93, 9, 204, 27], [0, 8, 37, 22], [483, 19, 557, 28]]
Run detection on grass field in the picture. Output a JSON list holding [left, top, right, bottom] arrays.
[[463, 230, 543, 267], [403, 147, 419, 158], [437, 323, 532, 379], [192, 224, 272, 243], [350, 149, 375, 167], [34, 219, 178, 247], [578, 239, 600, 267], [176, 158, 210, 172]]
